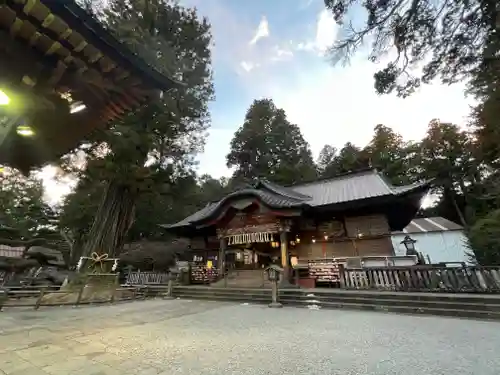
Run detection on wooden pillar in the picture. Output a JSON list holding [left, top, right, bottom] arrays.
[[279, 221, 292, 287], [218, 237, 226, 275], [280, 231, 288, 270]]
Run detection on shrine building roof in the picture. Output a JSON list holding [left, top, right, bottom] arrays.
[[0, 0, 180, 172], [160, 169, 432, 231]]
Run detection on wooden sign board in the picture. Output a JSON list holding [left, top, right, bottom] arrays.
[[220, 213, 280, 236]]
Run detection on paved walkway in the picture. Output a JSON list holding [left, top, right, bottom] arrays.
[[1, 299, 499, 375]]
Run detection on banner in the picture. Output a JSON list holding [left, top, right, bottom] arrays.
[[227, 232, 274, 245]]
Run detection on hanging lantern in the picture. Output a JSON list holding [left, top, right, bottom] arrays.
[[295, 237, 301, 244]]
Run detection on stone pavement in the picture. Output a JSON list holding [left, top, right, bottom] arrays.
[[1, 299, 499, 375]]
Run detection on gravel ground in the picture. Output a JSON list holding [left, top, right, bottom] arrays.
[[1, 299, 499, 375]]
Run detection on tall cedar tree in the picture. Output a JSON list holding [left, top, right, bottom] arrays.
[[62, 0, 214, 258], [227, 99, 317, 185], [324, 0, 499, 98], [323, 0, 500, 174], [417, 120, 482, 226]]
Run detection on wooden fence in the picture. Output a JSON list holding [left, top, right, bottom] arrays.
[[0, 284, 172, 311], [341, 265, 500, 293], [125, 271, 170, 285]]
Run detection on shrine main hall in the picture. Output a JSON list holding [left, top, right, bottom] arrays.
[[161, 168, 431, 287]]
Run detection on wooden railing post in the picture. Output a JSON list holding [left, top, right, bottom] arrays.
[[34, 287, 46, 310], [0, 288, 7, 311], [110, 273, 119, 303], [75, 284, 85, 306], [164, 278, 174, 299]]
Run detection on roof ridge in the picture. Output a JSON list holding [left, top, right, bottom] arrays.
[[374, 170, 396, 193], [286, 167, 377, 188], [258, 179, 311, 201]]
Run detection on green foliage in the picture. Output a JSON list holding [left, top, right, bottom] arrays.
[[0, 168, 54, 238], [227, 99, 317, 185], [468, 210, 500, 266], [324, 0, 499, 98], [318, 142, 370, 177], [57, 0, 215, 257], [120, 239, 189, 271], [470, 85, 500, 168]]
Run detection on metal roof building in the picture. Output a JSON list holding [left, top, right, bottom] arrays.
[[391, 217, 469, 264], [162, 168, 432, 236]]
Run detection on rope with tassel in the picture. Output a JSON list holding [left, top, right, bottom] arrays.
[[88, 252, 109, 273]]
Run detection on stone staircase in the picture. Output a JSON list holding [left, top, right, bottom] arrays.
[[172, 286, 500, 321], [210, 269, 273, 288]]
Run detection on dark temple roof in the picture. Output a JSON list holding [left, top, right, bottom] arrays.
[[46, 0, 178, 89], [161, 169, 432, 230], [0, 0, 180, 172]]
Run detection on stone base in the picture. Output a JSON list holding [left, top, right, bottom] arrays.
[[163, 295, 175, 300], [268, 302, 283, 308]]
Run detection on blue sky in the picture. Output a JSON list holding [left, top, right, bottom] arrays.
[[178, 0, 473, 179], [42, 0, 473, 203]]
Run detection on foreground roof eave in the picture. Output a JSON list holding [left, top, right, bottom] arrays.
[[47, 0, 182, 90], [391, 179, 434, 196]]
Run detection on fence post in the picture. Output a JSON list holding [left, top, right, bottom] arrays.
[[0, 288, 7, 311], [34, 287, 46, 310], [75, 284, 85, 306], [110, 274, 119, 304], [164, 279, 174, 300]]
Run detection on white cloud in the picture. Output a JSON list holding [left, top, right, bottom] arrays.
[[295, 10, 338, 55], [301, 0, 315, 8], [270, 47, 294, 62], [314, 10, 337, 53], [249, 16, 270, 45], [268, 59, 473, 159], [240, 61, 258, 72]]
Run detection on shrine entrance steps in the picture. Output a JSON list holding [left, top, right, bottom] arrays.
[[172, 286, 500, 321], [210, 269, 274, 288]]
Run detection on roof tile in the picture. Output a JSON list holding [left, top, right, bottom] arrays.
[[290, 170, 395, 206], [162, 169, 431, 229]]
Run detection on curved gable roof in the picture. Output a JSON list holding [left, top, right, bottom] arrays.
[[289, 169, 430, 207], [161, 169, 432, 230], [161, 182, 310, 229]]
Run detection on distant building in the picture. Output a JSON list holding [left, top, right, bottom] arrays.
[[0, 245, 24, 258], [391, 217, 469, 264]]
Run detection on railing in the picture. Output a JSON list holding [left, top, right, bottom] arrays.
[[218, 269, 269, 288], [341, 266, 500, 293], [0, 283, 173, 311], [125, 271, 170, 285]]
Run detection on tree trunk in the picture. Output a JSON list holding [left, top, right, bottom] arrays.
[[447, 188, 468, 228], [82, 181, 137, 258]]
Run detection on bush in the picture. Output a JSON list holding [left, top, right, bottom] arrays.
[[119, 239, 190, 271], [468, 209, 500, 266]]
